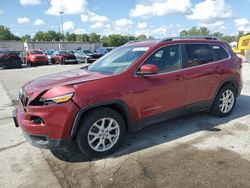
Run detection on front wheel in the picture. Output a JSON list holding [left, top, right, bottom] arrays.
[[210, 85, 236, 117], [77, 108, 126, 158]]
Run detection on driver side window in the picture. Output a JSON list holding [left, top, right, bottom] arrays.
[[143, 45, 182, 74]]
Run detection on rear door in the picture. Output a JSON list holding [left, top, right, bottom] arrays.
[[182, 43, 228, 109]]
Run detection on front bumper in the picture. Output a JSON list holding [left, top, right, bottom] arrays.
[[13, 100, 79, 149], [22, 131, 72, 150]]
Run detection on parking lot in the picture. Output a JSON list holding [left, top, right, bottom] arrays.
[[0, 63, 250, 188]]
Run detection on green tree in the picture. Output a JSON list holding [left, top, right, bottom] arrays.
[[136, 34, 147, 41], [65, 32, 76, 41], [89, 33, 101, 43], [33, 31, 46, 41], [0, 25, 21, 40], [21, 34, 31, 41]]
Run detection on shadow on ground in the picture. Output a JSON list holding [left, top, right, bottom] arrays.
[[50, 95, 250, 162]]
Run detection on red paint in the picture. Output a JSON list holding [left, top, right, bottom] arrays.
[[16, 39, 243, 140], [26, 49, 48, 65]]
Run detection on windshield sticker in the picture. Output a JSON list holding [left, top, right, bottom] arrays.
[[132, 47, 149, 52]]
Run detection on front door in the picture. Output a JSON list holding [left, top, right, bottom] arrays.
[[132, 44, 187, 121]]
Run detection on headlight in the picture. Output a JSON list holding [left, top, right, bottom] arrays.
[[31, 56, 36, 59], [40, 93, 74, 105]]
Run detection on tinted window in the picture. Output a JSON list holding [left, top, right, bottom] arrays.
[[143, 45, 181, 73], [184, 44, 214, 67], [212, 45, 229, 60]]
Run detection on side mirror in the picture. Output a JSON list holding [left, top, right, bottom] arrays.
[[137, 64, 159, 75]]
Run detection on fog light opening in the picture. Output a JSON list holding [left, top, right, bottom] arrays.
[[30, 116, 45, 124]]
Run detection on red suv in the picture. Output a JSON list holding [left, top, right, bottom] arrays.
[[13, 37, 243, 158], [26, 49, 48, 66]]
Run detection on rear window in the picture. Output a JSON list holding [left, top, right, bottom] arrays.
[[212, 45, 229, 61], [30, 50, 43, 55], [184, 44, 214, 68]]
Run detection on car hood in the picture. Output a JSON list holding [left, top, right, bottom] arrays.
[[23, 68, 109, 100]]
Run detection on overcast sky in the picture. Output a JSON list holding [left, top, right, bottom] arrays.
[[0, 0, 250, 38]]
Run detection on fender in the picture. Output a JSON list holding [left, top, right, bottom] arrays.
[[70, 99, 134, 136], [210, 77, 240, 109]]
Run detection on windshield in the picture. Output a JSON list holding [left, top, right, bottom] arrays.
[[87, 46, 149, 75], [30, 50, 44, 55], [46, 51, 54, 55], [59, 51, 71, 55], [83, 50, 92, 54]]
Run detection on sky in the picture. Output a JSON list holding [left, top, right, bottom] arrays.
[[0, 0, 250, 38]]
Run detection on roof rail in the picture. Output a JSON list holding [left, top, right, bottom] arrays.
[[125, 40, 141, 44], [161, 36, 218, 42]]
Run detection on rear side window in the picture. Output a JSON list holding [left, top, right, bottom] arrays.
[[212, 45, 229, 61], [184, 44, 214, 68]]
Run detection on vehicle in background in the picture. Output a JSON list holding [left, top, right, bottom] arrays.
[[96, 47, 114, 55], [233, 34, 250, 62], [51, 51, 77, 64], [18, 51, 26, 64], [68, 50, 76, 55], [0, 50, 22, 69], [83, 49, 103, 63], [26, 49, 48, 66], [74, 51, 90, 63], [45, 49, 56, 63]]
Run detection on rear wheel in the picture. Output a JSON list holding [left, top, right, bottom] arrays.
[[210, 85, 236, 117], [245, 49, 250, 63], [77, 108, 126, 158]]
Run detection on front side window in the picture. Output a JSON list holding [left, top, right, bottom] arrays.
[[212, 45, 229, 61], [142, 45, 182, 74], [184, 44, 214, 68], [87, 46, 149, 75]]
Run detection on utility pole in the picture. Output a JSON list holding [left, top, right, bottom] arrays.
[[59, 11, 64, 41]]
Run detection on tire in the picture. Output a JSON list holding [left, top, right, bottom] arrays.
[[245, 49, 250, 63], [77, 108, 126, 158], [210, 85, 236, 117], [27, 60, 31, 67]]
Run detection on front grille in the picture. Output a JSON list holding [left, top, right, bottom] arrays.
[[19, 91, 29, 107], [35, 56, 45, 60]]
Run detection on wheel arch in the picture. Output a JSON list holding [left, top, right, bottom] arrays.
[[211, 77, 239, 107], [70, 99, 134, 137]]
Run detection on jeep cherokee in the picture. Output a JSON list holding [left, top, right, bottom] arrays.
[[13, 37, 243, 158]]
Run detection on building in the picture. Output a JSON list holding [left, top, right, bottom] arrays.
[[0, 41, 103, 52]]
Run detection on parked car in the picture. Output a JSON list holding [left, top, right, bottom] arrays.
[[0, 50, 22, 69], [45, 49, 56, 63], [51, 51, 77, 64], [96, 47, 114, 55], [83, 49, 103, 63], [26, 49, 48, 66], [18, 51, 26, 64], [13, 36, 243, 158], [74, 51, 91, 63]]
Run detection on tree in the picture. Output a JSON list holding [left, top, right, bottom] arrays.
[[89, 33, 101, 43], [65, 32, 76, 42], [136, 34, 147, 41], [0, 25, 21, 40], [21, 34, 31, 41], [33, 31, 46, 41], [180, 27, 210, 36]]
